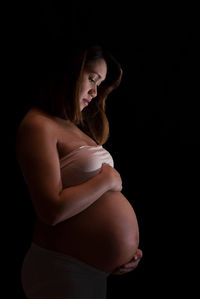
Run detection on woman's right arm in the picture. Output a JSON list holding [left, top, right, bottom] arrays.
[[56, 163, 121, 225], [16, 117, 122, 226]]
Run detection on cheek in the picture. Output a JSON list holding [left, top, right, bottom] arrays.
[[80, 81, 90, 94], [79, 86, 87, 102]]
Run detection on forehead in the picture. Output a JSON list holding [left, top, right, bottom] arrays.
[[85, 59, 107, 78]]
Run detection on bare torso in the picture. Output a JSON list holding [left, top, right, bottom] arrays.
[[22, 108, 139, 273]]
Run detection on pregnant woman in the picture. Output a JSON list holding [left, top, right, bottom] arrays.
[[16, 44, 143, 298]]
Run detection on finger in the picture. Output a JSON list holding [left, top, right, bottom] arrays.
[[114, 249, 143, 272], [123, 259, 141, 269], [131, 249, 143, 262], [136, 248, 143, 258], [133, 248, 143, 259], [126, 253, 142, 264], [112, 268, 133, 275], [112, 260, 140, 275]]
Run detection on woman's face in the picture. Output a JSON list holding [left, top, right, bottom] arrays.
[[79, 58, 107, 111]]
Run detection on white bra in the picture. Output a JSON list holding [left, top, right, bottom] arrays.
[[60, 145, 114, 188]]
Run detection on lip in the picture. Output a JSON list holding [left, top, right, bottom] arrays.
[[83, 98, 91, 105]]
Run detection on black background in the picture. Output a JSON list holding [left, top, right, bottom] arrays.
[[4, 1, 199, 298]]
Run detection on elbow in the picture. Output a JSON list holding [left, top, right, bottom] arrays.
[[43, 210, 65, 226], [36, 212, 58, 226], [33, 194, 67, 226], [48, 217, 61, 226], [44, 216, 58, 227], [35, 204, 61, 226], [43, 210, 63, 226]]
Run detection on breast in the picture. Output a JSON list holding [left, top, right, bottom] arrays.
[[60, 145, 114, 188]]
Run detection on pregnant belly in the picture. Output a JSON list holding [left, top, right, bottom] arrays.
[[33, 191, 139, 273]]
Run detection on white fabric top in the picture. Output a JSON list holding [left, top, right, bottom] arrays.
[[60, 145, 114, 188]]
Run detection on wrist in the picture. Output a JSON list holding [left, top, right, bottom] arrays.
[[97, 171, 111, 192]]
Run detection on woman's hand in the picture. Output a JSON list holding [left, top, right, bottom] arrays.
[[100, 163, 122, 192], [111, 249, 143, 275]]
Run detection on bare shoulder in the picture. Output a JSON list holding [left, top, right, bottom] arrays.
[[17, 107, 56, 132], [16, 107, 57, 159]]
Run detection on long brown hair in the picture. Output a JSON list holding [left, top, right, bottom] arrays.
[[34, 44, 122, 145]]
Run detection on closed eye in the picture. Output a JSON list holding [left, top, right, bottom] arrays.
[[89, 77, 95, 83]]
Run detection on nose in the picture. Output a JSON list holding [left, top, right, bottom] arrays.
[[89, 85, 97, 98]]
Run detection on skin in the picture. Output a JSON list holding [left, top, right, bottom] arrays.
[[79, 58, 107, 111], [112, 248, 143, 275], [80, 59, 143, 274], [17, 58, 143, 276]]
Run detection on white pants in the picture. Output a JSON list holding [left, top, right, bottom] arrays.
[[21, 243, 109, 299]]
